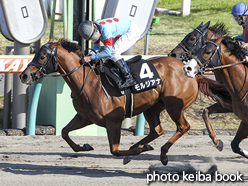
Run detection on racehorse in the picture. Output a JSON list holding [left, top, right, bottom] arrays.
[[19, 38, 224, 166], [183, 35, 248, 158], [169, 22, 232, 151]]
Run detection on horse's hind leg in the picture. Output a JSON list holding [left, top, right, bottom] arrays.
[[160, 109, 190, 166], [203, 103, 232, 151], [231, 121, 248, 158], [123, 103, 165, 164], [106, 121, 153, 157], [62, 113, 94, 152]]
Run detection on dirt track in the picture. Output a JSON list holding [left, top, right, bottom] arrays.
[[0, 134, 248, 186]]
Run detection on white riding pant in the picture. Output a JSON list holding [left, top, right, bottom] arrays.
[[109, 21, 141, 62]]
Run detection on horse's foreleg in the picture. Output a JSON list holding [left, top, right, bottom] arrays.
[[203, 103, 232, 151], [106, 121, 150, 157], [160, 110, 190, 166], [131, 107, 165, 148], [231, 121, 248, 158], [62, 114, 94, 152]]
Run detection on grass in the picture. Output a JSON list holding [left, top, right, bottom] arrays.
[[0, 0, 243, 130], [134, 0, 243, 55]]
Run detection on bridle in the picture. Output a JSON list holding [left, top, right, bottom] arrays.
[[27, 43, 59, 80], [170, 27, 208, 61], [192, 40, 222, 75], [193, 39, 248, 102], [193, 40, 247, 74]]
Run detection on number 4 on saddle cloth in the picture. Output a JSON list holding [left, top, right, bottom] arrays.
[[97, 55, 163, 118]]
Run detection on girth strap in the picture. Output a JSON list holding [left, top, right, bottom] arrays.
[[124, 89, 133, 118]]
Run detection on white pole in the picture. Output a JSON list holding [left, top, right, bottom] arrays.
[[181, 0, 191, 17]]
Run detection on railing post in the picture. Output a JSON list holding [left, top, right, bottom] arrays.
[[26, 78, 44, 135], [135, 113, 145, 136], [12, 41, 29, 129], [181, 0, 191, 17]]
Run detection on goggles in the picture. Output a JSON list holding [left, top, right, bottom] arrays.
[[233, 15, 243, 25]]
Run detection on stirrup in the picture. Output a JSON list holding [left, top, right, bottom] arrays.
[[120, 78, 136, 89]]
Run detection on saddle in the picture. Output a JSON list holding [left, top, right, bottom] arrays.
[[97, 55, 162, 118]]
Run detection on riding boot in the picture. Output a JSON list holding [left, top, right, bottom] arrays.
[[115, 58, 136, 90]]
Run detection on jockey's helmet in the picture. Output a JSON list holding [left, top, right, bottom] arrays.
[[78, 20, 99, 41]]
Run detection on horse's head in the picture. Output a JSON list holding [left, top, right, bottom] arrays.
[[168, 21, 210, 61], [20, 39, 61, 85], [183, 36, 223, 78]]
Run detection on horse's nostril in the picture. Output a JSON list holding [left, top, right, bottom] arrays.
[[187, 66, 192, 71], [168, 53, 176, 58], [21, 74, 28, 81]]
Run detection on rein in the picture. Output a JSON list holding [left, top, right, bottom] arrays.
[[48, 63, 85, 78], [70, 65, 91, 99], [204, 60, 247, 72], [235, 88, 248, 102], [46, 57, 90, 100], [204, 58, 248, 102]]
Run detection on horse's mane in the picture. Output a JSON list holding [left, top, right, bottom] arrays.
[[221, 35, 247, 62], [59, 39, 83, 58], [208, 23, 246, 62], [208, 22, 228, 37]]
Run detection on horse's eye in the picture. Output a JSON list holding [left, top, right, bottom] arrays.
[[190, 37, 195, 41], [40, 56, 45, 60], [206, 51, 211, 55]]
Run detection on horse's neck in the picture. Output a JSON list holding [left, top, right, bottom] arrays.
[[220, 48, 248, 100], [57, 49, 92, 96], [57, 49, 81, 73]]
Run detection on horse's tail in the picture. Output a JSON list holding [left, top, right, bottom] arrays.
[[196, 75, 232, 109]]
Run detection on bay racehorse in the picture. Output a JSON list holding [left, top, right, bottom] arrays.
[[183, 35, 248, 158], [20, 38, 224, 166], [169, 22, 233, 151]]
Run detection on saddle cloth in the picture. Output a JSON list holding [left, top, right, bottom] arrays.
[[98, 55, 162, 118]]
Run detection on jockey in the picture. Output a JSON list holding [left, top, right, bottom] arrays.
[[78, 17, 141, 90], [231, 2, 248, 62], [231, 2, 248, 42]]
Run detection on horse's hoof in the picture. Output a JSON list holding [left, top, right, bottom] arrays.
[[144, 144, 154, 151], [123, 156, 132, 165], [216, 140, 223, 151], [161, 156, 168, 166], [84, 143, 94, 151]]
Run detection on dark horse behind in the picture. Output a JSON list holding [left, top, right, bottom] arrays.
[[183, 35, 248, 159], [168, 21, 233, 151], [19, 38, 228, 166]]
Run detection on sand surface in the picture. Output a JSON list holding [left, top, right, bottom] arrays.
[[0, 134, 248, 186]]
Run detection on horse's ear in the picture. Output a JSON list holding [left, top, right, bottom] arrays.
[[58, 40, 62, 45], [48, 38, 54, 43], [199, 22, 203, 27], [216, 36, 223, 45], [203, 21, 210, 29]]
